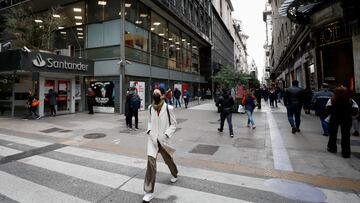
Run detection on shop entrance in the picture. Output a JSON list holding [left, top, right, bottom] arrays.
[[44, 79, 71, 115]]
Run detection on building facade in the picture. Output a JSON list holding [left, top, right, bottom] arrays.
[[0, 0, 215, 116], [233, 19, 249, 73], [269, 0, 360, 94]]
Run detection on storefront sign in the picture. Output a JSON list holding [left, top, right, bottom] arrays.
[[318, 21, 351, 47], [90, 81, 115, 113], [32, 53, 88, 71], [130, 81, 146, 111]]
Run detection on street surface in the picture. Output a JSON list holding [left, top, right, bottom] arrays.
[[0, 100, 359, 202]]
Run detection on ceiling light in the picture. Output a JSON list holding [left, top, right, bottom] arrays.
[[58, 26, 64, 29], [74, 16, 82, 20], [53, 14, 60, 18], [125, 3, 131, 7], [176, 47, 181, 50], [153, 22, 161, 26], [78, 36, 84, 39], [168, 38, 173, 41], [159, 33, 165, 36], [39, 26, 44, 28], [78, 32, 83, 35], [135, 20, 142, 24], [118, 12, 127, 16], [34, 19, 43, 23], [75, 22, 83, 26], [150, 27, 155, 31], [73, 8, 82, 12], [181, 39, 186, 42], [76, 28, 83, 31], [140, 13, 148, 18], [175, 42, 180, 44], [193, 46, 197, 48], [170, 44, 175, 47], [60, 32, 66, 35], [187, 43, 190, 45], [98, 1, 107, 6]]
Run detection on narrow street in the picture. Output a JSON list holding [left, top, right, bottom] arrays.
[[0, 100, 359, 202]]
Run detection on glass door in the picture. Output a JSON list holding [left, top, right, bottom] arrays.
[[57, 80, 71, 112]]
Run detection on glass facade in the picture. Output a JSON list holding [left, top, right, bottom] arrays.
[[47, 0, 201, 74]]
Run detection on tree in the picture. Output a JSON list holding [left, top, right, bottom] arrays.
[[1, 6, 67, 50], [212, 66, 251, 89]]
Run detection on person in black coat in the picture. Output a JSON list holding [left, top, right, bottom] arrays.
[[284, 80, 305, 134], [47, 89, 58, 117], [217, 89, 235, 137]]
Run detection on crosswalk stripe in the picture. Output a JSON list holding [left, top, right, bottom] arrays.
[[0, 146, 21, 157], [0, 133, 52, 148], [56, 146, 360, 203], [0, 171, 89, 203], [19, 155, 130, 189], [121, 178, 252, 203]]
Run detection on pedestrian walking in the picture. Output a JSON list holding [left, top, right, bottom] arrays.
[[311, 83, 333, 136], [125, 88, 131, 128], [206, 88, 211, 99], [165, 87, 173, 105], [173, 88, 181, 108], [196, 88, 202, 104], [242, 91, 257, 129], [86, 87, 95, 114], [326, 86, 359, 158], [284, 80, 305, 134], [217, 89, 234, 137], [303, 87, 313, 114], [143, 89, 178, 202], [269, 88, 278, 108], [183, 89, 190, 108], [47, 89, 58, 117], [263, 87, 269, 103], [25, 89, 40, 119], [254, 86, 262, 110], [128, 87, 141, 129]]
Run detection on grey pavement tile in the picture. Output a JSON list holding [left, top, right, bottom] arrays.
[[233, 138, 265, 149], [40, 127, 63, 133], [189, 144, 219, 155], [0, 194, 18, 203]]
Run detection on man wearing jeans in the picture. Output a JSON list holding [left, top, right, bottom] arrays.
[[311, 83, 333, 136], [284, 80, 304, 134]]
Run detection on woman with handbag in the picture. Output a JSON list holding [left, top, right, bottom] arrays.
[[26, 89, 40, 120]]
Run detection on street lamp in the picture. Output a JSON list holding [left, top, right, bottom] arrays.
[[119, 0, 126, 114]]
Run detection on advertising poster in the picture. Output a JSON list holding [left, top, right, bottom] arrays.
[[75, 82, 81, 100], [90, 81, 115, 113], [130, 81, 146, 111]]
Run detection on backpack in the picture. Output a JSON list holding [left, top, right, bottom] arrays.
[[149, 104, 171, 125], [130, 95, 141, 111]]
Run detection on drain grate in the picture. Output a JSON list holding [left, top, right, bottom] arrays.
[[189, 144, 219, 155], [40, 128, 63, 133], [83, 133, 106, 139]]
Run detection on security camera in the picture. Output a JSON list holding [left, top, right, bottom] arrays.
[[21, 46, 31, 53]]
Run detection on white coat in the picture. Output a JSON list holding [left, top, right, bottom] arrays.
[[146, 103, 177, 158]]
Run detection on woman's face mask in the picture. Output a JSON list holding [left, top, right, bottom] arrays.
[[153, 94, 161, 103]]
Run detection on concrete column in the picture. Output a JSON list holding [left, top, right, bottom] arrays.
[[353, 35, 360, 93], [38, 75, 45, 117]]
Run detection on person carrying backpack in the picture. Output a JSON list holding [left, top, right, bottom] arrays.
[[129, 87, 141, 129]]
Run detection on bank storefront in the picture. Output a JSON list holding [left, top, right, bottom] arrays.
[[0, 50, 94, 117]]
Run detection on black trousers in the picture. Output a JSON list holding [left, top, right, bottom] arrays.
[[257, 99, 261, 109], [128, 109, 138, 128], [50, 105, 56, 116], [219, 111, 233, 134], [87, 98, 94, 114], [328, 117, 352, 157]]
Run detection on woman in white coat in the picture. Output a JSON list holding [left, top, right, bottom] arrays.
[[143, 89, 178, 202]]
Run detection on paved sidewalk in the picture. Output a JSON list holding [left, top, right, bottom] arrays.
[[0, 99, 360, 191]]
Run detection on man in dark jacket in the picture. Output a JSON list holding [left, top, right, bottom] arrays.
[[173, 88, 181, 108], [284, 80, 304, 134], [47, 89, 58, 117], [217, 89, 235, 137], [311, 83, 333, 136], [254, 87, 262, 109], [128, 87, 141, 129]]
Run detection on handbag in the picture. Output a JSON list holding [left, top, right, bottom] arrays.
[[31, 99, 40, 107], [238, 105, 245, 113]]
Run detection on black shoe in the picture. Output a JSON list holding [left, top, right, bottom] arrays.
[[230, 133, 234, 137], [135, 127, 139, 129], [217, 128, 223, 133], [327, 147, 337, 153], [353, 131, 359, 136], [342, 154, 350, 158], [296, 128, 301, 132], [323, 133, 329, 136], [291, 128, 297, 134]]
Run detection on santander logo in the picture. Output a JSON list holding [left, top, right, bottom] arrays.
[[32, 54, 46, 68]]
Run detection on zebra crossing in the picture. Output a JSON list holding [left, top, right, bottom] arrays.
[[0, 133, 359, 203]]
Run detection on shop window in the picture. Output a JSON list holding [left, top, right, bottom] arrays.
[[87, 19, 121, 48], [125, 0, 150, 30], [150, 11, 168, 38], [87, 0, 120, 23], [125, 21, 148, 52]]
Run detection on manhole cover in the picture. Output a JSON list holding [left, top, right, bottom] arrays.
[[264, 179, 326, 202], [189, 144, 219, 155], [40, 128, 63, 133], [233, 138, 265, 149], [83, 133, 106, 139]]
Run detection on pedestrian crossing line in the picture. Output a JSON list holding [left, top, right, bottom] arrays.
[[19, 155, 130, 189], [0, 146, 21, 157], [0, 171, 89, 203], [55, 146, 359, 203], [0, 133, 52, 148], [121, 178, 252, 203]]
